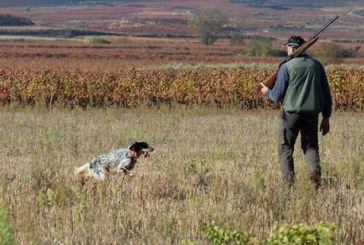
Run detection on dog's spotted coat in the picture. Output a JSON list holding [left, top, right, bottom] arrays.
[[74, 142, 154, 182], [88, 148, 136, 180]]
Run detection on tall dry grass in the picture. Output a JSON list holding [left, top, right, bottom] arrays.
[[0, 105, 363, 244]]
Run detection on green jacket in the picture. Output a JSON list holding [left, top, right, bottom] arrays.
[[283, 55, 326, 114]]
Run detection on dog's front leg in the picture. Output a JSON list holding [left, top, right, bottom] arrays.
[[118, 173, 126, 185]]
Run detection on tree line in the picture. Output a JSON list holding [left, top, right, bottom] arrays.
[[187, 8, 361, 61], [0, 14, 35, 26]]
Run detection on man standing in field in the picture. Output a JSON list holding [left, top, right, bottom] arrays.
[[260, 36, 332, 189]]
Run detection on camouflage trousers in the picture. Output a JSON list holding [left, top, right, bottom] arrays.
[[278, 111, 321, 188]]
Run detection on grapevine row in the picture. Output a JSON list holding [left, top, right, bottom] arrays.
[[0, 67, 363, 110]]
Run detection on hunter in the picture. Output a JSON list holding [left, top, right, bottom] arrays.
[[260, 36, 333, 189]]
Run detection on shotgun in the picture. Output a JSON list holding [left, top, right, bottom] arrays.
[[261, 15, 339, 90]]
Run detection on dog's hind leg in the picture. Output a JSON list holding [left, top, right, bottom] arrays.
[[74, 163, 93, 187]]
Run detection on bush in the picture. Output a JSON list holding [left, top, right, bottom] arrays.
[[0, 201, 15, 245], [203, 221, 257, 244], [267, 222, 337, 245], [246, 38, 281, 57], [83, 36, 111, 44], [311, 42, 360, 64], [230, 33, 244, 46], [203, 221, 337, 245]]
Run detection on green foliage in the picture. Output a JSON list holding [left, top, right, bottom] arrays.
[[186, 159, 210, 176], [246, 38, 281, 57], [203, 221, 257, 245], [188, 8, 226, 45], [311, 43, 361, 64], [0, 201, 15, 245], [47, 188, 58, 208], [186, 162, 197, 175], [71, 185, 87, 214], [203, 221, 337, 245], [201, 33, 218, 46], [267, 222, 337, 245], [83, 36, 111, 44], [230, 33, 244, 46]]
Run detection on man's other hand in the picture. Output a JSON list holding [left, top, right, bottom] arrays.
[[320, 117, 330, 136], [259, 83, 269, 96]]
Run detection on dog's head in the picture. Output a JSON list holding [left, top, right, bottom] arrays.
[[129, 141, 154, 159]]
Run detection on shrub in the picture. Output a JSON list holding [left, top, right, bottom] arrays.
[[203, 221, 257, 245], [0, 200, 15, 245], [203, 221, 337, 245], [311, 43, 360, 64], [246, 38, 281, 57], [230, 33, 244, 46], [267, 222, 337, 245], [83, 36, 111, 44]]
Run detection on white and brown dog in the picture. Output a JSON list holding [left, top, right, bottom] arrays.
[[74, 142, 154, 184]]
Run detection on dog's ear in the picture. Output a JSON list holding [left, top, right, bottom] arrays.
[[129, 142, 139, 151]]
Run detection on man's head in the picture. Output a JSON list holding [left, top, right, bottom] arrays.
[[282, 36, 305, 55], [282, 36, 305, 48]]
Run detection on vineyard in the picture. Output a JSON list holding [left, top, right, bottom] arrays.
[[0, 65, 363, 110]]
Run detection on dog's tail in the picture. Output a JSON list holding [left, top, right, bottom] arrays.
[[74, 163, 89, 176]]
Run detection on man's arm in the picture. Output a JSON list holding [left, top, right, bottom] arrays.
[[319, 65, 332, 136], [260, 64, 289, 102], [320, 66, 333, 119]]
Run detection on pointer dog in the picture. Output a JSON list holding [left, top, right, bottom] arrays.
[[74, 141, 154, 184]]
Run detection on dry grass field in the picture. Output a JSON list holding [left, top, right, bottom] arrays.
[[0, 105, 363, 244]]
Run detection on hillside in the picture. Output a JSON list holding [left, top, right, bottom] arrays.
[[0, 0, 363, 41], [0, 0, 363, 7], [0, 14, 35, 26], [0, 0, 124, 7], [230, 0, 364, 8]]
